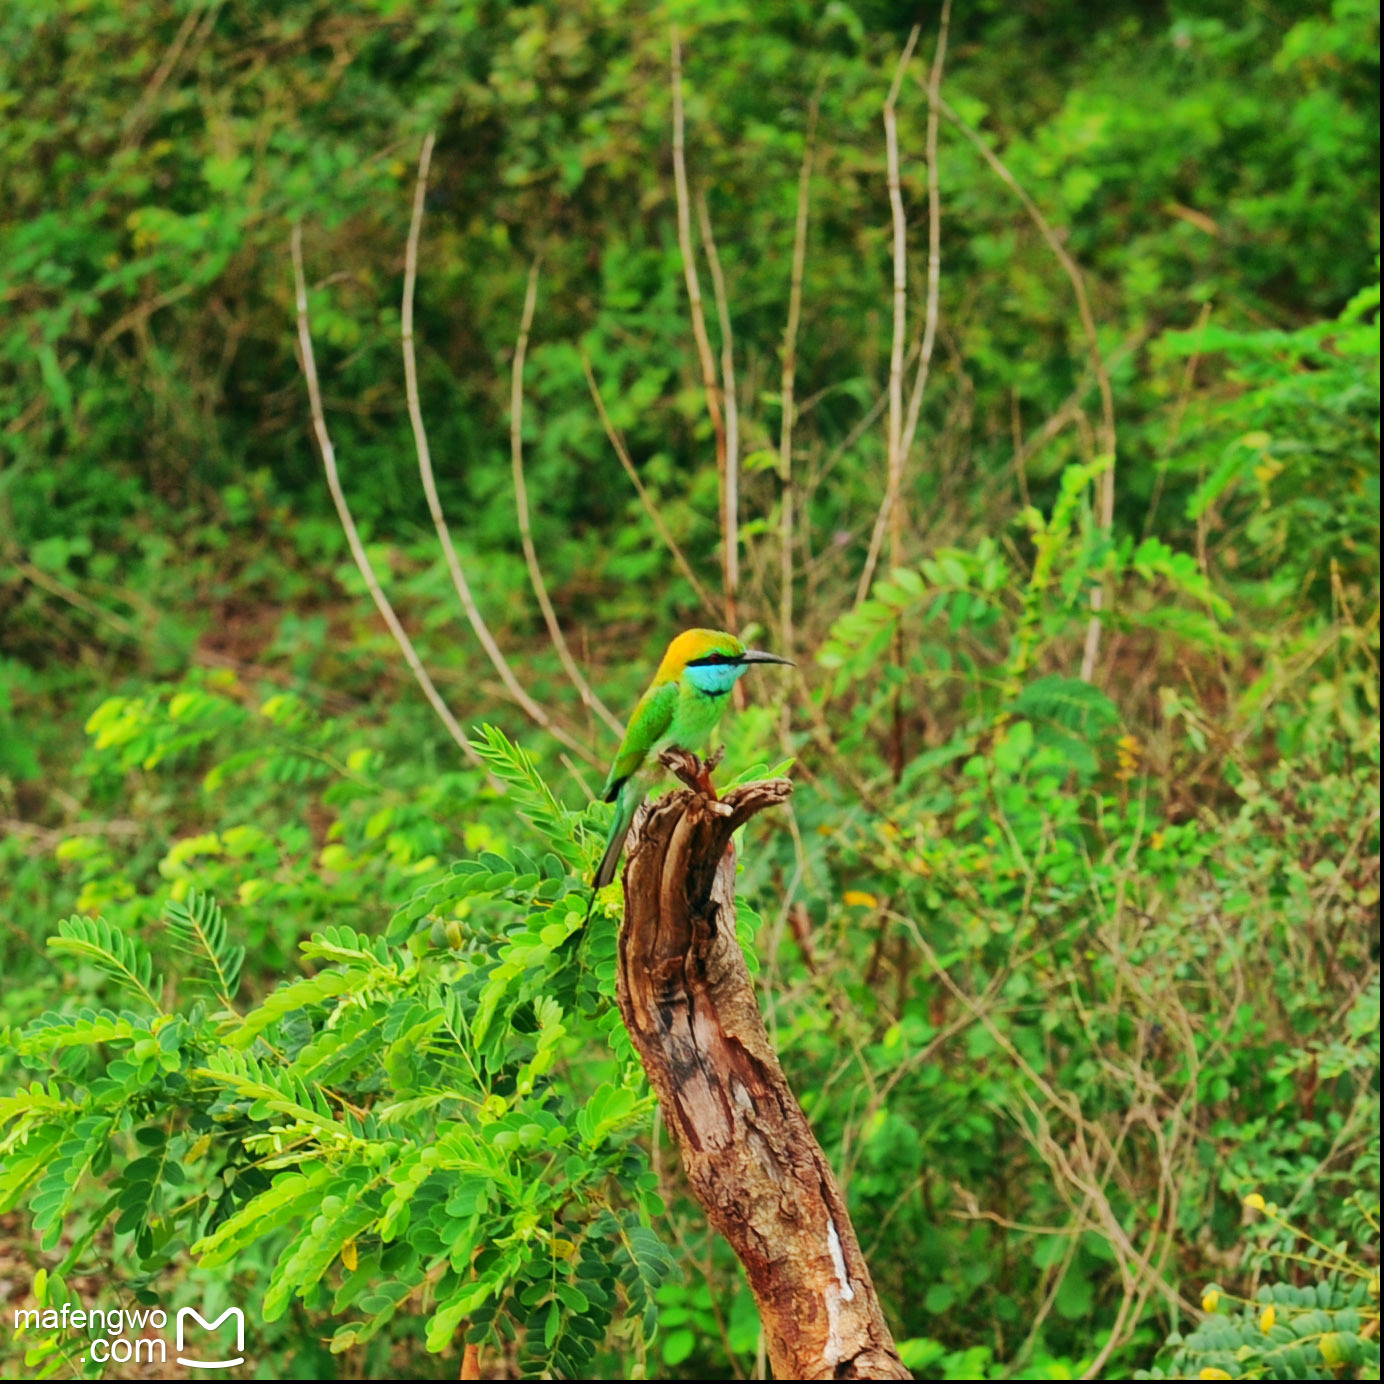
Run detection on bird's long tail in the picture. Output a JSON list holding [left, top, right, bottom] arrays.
[[593, 782, 640, 891]]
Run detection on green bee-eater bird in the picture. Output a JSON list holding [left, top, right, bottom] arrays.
[[590, 629, 793, 893]]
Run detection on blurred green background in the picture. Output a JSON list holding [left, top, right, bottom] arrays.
[[0, 0, 1378, 1379]]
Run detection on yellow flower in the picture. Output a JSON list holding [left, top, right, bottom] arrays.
[[1202, 1290, 1220, 1313], [1115, 734, 1142, 783], [1244, 1192, 1267, 1211], [1199, 1370, 1232, 1380], [843, 891, 878, 908], [1260, 1304, 1276, 1332]]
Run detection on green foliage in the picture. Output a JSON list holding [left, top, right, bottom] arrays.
[[0, 0, 1378, 1379], [1141, 1198, 1381, 1381], [1159, 280, 1380, 601], [47, 916, 163, 1012], [163, 889, 245, 1005], [3, 731, 672, 1379]]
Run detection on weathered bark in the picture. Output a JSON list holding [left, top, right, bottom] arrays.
[[616, 751, 911, 1381]]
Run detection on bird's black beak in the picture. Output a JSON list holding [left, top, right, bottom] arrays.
[[738, 649, 795, 667]]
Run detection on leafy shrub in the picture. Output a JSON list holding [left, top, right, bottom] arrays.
[[1141, 1196, 1380, 1381], [1, 1, 1378, 1378], [4, 730, 681, 1380]]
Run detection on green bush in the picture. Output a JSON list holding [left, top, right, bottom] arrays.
[[5, 730, 677, 1380], [1141, 1196, 1380, 1381], [0, 0, 1378, 1378]]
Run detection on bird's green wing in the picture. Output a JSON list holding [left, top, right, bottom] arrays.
[[600, 680, 677, 801]]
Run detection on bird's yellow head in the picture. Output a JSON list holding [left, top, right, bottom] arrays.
[[656, 629, 793, 694]]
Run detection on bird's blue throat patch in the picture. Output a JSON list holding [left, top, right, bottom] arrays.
[[685, 662, 744, 696]]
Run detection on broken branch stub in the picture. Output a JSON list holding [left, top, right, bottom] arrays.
[[616, 751, 910, 1380]]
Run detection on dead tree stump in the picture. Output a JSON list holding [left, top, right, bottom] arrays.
[[615, 751, 911, 1380]]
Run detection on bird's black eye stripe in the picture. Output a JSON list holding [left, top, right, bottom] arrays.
[[687, 653, 741, 667]]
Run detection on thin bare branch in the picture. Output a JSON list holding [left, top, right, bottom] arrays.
[[855, 24, 920, 605], [11, 557, 139, 640], [671, 26, 736, 630], [121, 0, 222, 148], [509, 260, 625, 738], [899, 0, 951, 476], [694, 191, 741, 632], [805, 340, 919, 496], [922, 100, 1116, 459], [774, 91, 821, 660], [1011, 329, 1145, 478], [924, 88, 1118, 679], [290, 224, 491, 778], [401, 134, 602, 766], [581, 354, 720, 619], [1140, 302, 1211, 540]]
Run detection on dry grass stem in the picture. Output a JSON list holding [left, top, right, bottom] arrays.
[[856, 24, 920, 604], [121, 1, 221, 148], [401, 134, 601, 766], [671, 26, 736, 630], [581, 354, 720, 618], [924, 88, 1118, 679], [290, 223, 490, 778], [1141, 302, 1211, 540], [508, 258, 625, 738], [775, 92, 820, 659], [694, 191, 741, 635], [899, 0, 951, 476]]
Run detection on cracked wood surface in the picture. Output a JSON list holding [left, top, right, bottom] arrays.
[[616, 752, 910, 1380]]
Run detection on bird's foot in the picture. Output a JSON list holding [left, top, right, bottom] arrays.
[[660, 745, 726, 799], [694, 744, 728, 798]]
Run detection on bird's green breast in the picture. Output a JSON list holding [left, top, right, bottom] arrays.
[[657, 681, 731, 754], [600, 671, 734, 801]]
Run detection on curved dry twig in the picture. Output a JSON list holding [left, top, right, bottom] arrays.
[[857, 6, 952, 605], [923, 88, 1117, 679], [581, 354, 720, 619], [671, 27, 736, 631], [774, 90, 821, 660], [509, 260, 625, 738], [290, 224, 491, 780], [855, 24, 920, 606], [899, 0, 951, 486], [922, 98, 1115, 459], [693, 191, 741, 635], [401, 134, 602, 767]]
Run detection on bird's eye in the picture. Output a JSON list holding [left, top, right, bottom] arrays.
[[688, 653, 739, 667]]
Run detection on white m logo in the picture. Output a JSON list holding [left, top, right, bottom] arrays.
[[175, 1306, 245, 1370]]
